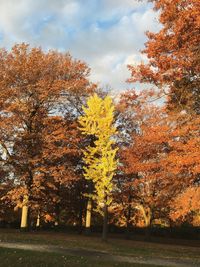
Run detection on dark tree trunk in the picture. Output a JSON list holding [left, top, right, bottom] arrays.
[[54, 202, 60, 228], [125, 202, 132, 239], [102, 204, 108, 241], [145, 215, 152, 241], [78, 198, 83, 234]]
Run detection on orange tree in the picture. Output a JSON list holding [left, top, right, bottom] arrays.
[[128, 0, 200, 113], [0, 43, 94, 229], [127, 0, 200, 227]]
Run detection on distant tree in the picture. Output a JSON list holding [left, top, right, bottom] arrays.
[[112, 90, 142, 233], [120, 101, 172, 237]]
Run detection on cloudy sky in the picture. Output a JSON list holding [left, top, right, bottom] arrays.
[[0, 0, 160, 93]]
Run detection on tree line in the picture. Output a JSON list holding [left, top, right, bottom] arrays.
[[0, 0, 199, 239]]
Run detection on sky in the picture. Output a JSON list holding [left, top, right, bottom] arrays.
[[0, 0, 160, 94]]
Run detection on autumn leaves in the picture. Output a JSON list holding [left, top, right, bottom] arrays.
[[79, 94, 117, 239], [0, 0, 199, 236], [0, 44, 95, 229]]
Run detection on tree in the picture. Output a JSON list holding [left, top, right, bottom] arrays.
[[0, 43, 93, 229], [165, 112, 200, 223], [170, 187, 200, 224], [39, 115, 84, 228], [117, 89, 200, 230], [79, 94, 118, 240], [128, 0, 200, 113], [121, 102, 172, 237], [126, 0, 200, 229], [112, 90, 142, 234]]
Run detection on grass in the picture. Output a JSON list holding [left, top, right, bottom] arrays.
[[0, 229, 199, 258], [0, 248, 160, 267], [0, 229, 200, 266]]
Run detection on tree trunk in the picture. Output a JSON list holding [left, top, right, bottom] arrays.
[[36, 212, 40, 229], [125, 203, 132, 239], [20, 195, 29, 231], [85, 199, 92, 235], [144, 208, 152, 240], [54, 201, 60, 228], [102, 204, 108, 241], [137, 205, 152, 240], [78, 199, 83, 234]]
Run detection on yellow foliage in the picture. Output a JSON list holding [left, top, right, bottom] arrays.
[[79, 94, 118, 211]]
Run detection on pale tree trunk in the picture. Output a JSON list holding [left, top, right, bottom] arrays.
[[143, 207, 152, 240], [85, 199, 92, 234], [102, 204, 108, 241], [136, 205, 152, 240], [36, 212, 40, 228], [20, 195, 29, 230]]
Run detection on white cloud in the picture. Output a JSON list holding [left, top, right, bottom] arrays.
[[0, 0, 160, 92]]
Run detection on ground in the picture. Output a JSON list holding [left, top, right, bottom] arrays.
[[0, 230, 199, 267]]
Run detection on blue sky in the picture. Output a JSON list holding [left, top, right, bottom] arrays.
[[0, 0, 160, 94]]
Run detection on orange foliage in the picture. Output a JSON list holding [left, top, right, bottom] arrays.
[[0, 44, 94, 225], [128, 0, 200, 113], [115, 90, 200, 226]]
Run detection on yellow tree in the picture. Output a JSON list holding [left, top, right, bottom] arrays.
[[79, 94, 118, 240]]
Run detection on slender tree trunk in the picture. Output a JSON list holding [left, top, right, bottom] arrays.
[[125, 202, 132, 239], [26, 169, 33, 231], [102, 204, 108, 241], [85, 199, 92, 235], [36, 212, 40, 229], [54, 184, 61, 228], [20, 195, 29, 231], [78, 199, 83, 234], [54, 202, 60, 228]]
